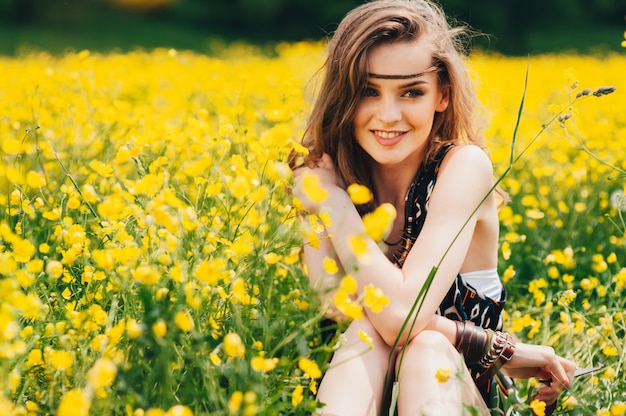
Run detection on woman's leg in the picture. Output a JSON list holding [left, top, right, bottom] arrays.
[[395, 330, 489, 416], [316, 316, 392, 416]]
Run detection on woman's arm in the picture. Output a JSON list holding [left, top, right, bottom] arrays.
[[294, 146, 494, 346], [426, 313, 576, 402], [300, 220, 348, 320]]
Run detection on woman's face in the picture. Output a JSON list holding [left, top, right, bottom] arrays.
[[353, 39, 449, 168]]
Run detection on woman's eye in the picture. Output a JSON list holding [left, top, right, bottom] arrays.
[[403, 89, 425, 98], [362, 88, 378, 97]]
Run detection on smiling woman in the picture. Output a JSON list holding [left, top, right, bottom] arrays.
[[290, 1, 577, 415]]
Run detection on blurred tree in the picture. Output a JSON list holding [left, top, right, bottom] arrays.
[[0, 0, 624, 54]]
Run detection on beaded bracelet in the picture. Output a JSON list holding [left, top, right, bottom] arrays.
[[474, 332, 516, 386]]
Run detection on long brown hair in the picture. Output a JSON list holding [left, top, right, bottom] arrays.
[[291, 0, 494, 205]]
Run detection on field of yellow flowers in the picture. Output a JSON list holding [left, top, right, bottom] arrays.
[[0, 41, 625, 415]]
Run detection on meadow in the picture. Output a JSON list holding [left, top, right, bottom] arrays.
[[0, 41, 625, 415]]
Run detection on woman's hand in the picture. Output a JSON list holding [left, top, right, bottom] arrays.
[[292, 153, 345, 213], [501, 342, 576, 405]]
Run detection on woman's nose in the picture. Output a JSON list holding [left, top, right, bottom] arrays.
[[376, 96, 402, 124]]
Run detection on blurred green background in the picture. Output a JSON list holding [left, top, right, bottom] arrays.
[[1, 0, 625, 55]]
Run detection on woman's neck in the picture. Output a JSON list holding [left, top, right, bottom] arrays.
[[371, 154, 424, 208]]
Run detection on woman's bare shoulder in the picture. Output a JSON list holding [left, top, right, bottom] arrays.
[[442, 144, 494, 177]]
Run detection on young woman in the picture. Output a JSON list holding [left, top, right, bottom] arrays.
[[291, 0, 577, 414]]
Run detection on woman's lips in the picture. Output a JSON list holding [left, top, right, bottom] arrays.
[[372, 130, 405, 146]]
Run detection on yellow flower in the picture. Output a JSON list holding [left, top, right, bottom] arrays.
[[358, 329, 373, 344], [529, 399, 546, 416], [152, 319, 167, 338], [340, 275, 358, 293], [210, 353, 221, 366], [347, 183, 372, 205], [229, 391, 243, 413], [57, 389, 91, 416], [223, 333, 245, 359], [174, 310, 195, 332], [501, 241, 511, 260], [561, 395, 578, 411], [362, 203, 396, 242], [318, 211, 332, 227], [298, 356, 322, 379], [193, 260, 224, 285], [46, 260, 64, 279], [602, 367, 616, 381], [26, 170, 46, 188], [26, 349, 43, 367], [502, 265, 516, 283], [322, 257, 339, 274], [610, 402, 626, 416], [166, 405, 193, 416], [333, 276, 361, 318], [333, 290, 363, 320], [602, 344, 618, 357], [435, 368, 451, 383], [132, 264, 161, 285], [291, 384, 304, 407], [145, 408, 167, 416], [87, 358, 117, 390], [301, 172, 328, 203], [349, 234, 368, 257], [363, 284, 389, 313], [48, 349, 73, 372], [251, 356, 279, 372], [557, 289, 576, 307], [263, 252, 280, 264]]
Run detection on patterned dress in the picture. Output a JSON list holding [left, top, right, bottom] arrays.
[[393, 143, 518, 412]]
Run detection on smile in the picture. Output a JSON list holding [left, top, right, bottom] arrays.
[[373, 130, 404, 139]]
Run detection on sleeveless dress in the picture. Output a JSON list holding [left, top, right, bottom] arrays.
[[392, 143, 520, 413]]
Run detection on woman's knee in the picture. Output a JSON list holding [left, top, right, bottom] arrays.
[[397, 330, 459, 372], [406, 330, 454, 354]]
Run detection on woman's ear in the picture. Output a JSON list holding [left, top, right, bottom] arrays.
[[436, 84, 450, 112]]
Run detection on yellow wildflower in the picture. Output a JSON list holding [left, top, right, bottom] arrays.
[[223, 333, 245, 359], [322, 257, 339, 274], [610, 402, 626, 416], [57, 389, 91, 416], [502, 265, 516, 283], [166, 405, 193, 416], [229, 391, 243, 413], [263, 252, 280, 264], [349, 234, 368, 257], [132, 264, 161, 285], [362, 203, 396, 242], [87, 358, 117, 390], [46, 260, 64, 279], [558, 289, 576, 307], [301, 172, 328, 203], [152, 319, 167, 338], [340, 275, 358, 293], [251, 356, 279, 372], [358, 329, 373, 344], [363, 284, 389, 313], [501, 241, 511, 260], [298, 356, 322, 379], [347, 183, 372, 205], [48, 349, 73, 372], [529, 399, 546, 416], [291, 384, 304, 407], [435, 368, 451, 383], [174, 310, 195, 332]]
